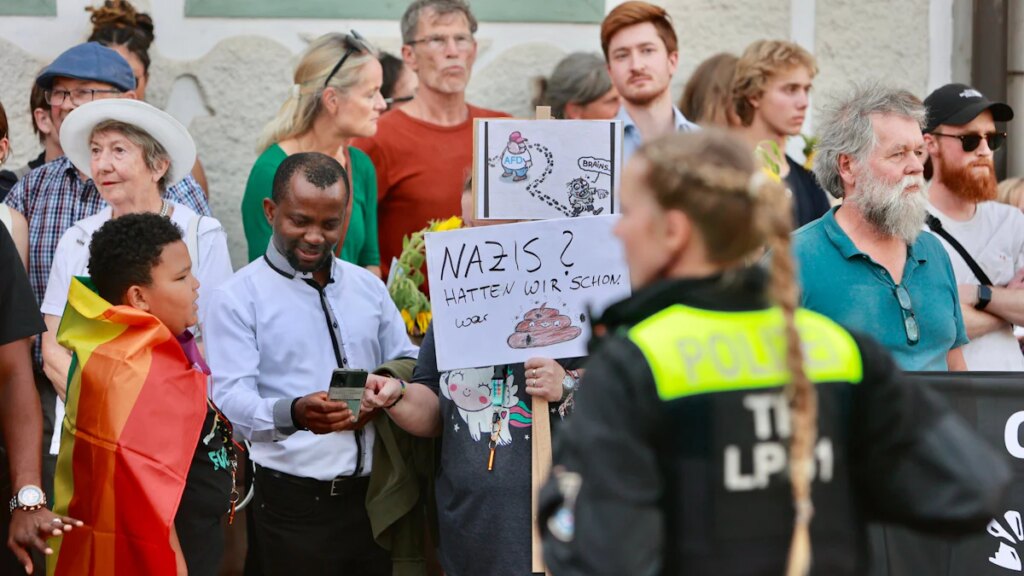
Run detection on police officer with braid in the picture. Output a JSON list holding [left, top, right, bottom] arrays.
[[538, 130, 1010, 576]]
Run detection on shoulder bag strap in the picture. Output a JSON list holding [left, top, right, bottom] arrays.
[[186, 213, 204, 344], [925, 213, 992, 285], [186, 213, 202, 271]]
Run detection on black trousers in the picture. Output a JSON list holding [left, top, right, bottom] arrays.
[[250, 465, 389, 576]]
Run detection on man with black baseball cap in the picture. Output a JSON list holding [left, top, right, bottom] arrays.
[[922, 83, 1023, 370]]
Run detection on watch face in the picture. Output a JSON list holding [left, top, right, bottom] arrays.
[[17, 486, 43, 507], [562, 374, 577, 391]]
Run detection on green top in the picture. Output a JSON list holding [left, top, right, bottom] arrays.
[[241, 143, 380, 266]]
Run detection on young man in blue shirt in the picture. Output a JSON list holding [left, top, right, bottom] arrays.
[[601, 1, 699, 162]]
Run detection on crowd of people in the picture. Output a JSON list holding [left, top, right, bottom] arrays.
[[0, 0, 1021, 575]]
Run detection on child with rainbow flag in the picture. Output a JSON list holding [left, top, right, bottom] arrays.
[[49, 213, 234, 576]]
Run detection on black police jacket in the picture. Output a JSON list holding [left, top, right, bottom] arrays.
[[538, 268, 1010, 576]]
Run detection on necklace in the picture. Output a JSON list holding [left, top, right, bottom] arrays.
[[158, 200, 169, 218]]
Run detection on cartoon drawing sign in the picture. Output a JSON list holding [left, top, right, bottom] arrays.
[[425, 215, 630, 371], [474, 119, 623, 221]]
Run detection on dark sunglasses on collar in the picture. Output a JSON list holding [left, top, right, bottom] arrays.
[[930, 131, 1007, 153], [324, 30, 370, 89]]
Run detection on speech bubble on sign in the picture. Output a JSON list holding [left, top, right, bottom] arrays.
[[578, 156, 612, 176]]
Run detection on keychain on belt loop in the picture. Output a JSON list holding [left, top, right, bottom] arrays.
[[487, 365, 511, 471]]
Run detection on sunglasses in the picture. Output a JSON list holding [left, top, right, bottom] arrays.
[[323, 30, 370, 89], [930, 131, 1007, 153], [384, 95, 414, 107], [894, 285, 920, 346]]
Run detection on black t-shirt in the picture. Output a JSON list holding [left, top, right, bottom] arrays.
[[785, 155, 831, 228], [175, 405, 232, 576], [413, 325, 584, 576], [0, 222, 44, 344]]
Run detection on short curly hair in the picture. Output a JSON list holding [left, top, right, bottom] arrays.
[[272, 151, 349, 205], [88, 213, 183, 304]]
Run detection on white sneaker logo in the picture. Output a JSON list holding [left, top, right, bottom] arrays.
[[961, 88, 983, 99], [989, 510, 1024, 571]]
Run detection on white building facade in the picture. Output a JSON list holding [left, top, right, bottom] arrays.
[[0, 0, 989, 265]]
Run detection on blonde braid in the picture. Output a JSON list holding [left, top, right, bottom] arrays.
[[755, 177, 817, 576]]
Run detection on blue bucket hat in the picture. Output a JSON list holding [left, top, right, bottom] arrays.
[[36, 42, 136, 93]]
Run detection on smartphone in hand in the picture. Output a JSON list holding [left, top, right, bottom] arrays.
[[328, 368, 368, 415]]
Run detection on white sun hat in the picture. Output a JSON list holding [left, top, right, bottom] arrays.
[[60, 98, 197, 188]]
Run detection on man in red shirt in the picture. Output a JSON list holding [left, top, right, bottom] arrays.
[[355, 0, 507, 282]]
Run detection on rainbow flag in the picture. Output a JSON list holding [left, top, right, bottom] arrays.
[[49, 277, 207, 576]]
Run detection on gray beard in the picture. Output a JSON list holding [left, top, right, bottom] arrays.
[[849, 170, 928, 244]]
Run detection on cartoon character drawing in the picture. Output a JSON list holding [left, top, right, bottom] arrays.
[[566, 177, 609, 217], [440, 367, 520, 444], [507, 304, 582, 349], [500, 131, 533, 182]]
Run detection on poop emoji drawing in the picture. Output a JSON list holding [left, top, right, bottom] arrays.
[[507, 304, 582, 349]]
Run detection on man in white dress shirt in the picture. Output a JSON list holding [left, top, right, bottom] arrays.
[[204, 152, 418, 575]]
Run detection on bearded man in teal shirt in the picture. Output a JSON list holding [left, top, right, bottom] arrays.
[[793, 85, 967, 371]]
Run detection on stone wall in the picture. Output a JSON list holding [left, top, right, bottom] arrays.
[[815, 0, 931, 117], [0, 0, 937, 267]]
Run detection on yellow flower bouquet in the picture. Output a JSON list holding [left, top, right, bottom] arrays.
[[755, 140, 785, 184], [800, 134, 818, 171], [388, 216, 462, 338]]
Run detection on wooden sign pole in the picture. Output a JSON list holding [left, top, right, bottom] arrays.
[[531, 104, 553, 576], [531, 394, 552, 574]]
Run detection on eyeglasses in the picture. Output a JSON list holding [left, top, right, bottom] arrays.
[[894, 285, 920, 346], [406, 33, 475, 53], [930, 131, 1007, 153], [44, 88, 122, 107], [323, 30, 371, 89]]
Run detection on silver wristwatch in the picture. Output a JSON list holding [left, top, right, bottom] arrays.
[[9, 485, 45, 514], [561, 371, 579, 401]]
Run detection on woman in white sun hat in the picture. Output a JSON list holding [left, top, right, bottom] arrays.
[[38, 99, 233, 571]]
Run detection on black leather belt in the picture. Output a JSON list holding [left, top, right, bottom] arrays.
[[255, 464, 368, 497]]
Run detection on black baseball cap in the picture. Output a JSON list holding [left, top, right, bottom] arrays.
[[923, 83, 1013, 133]]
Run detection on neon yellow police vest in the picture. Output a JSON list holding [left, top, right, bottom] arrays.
[[628, 305, 863, 401]]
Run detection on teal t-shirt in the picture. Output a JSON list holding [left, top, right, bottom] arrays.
[[792, 207, 968, 371], [241, 144, 380, 267]]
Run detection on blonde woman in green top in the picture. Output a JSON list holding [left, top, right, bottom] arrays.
[[242, 31, 385, 275]]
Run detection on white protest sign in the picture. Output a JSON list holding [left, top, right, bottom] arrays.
[[474, 119, 623, 221], [425, 216, 630, 371]]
